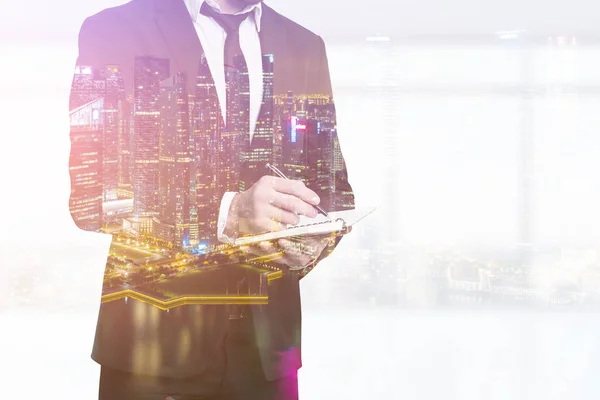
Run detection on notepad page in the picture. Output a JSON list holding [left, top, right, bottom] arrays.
[[233, 208, 376, 246], [293, 207, 376, 228], [234, 218, 345, 246]]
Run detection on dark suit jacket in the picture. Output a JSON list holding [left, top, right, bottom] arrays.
[[69, 0, 354, 380]]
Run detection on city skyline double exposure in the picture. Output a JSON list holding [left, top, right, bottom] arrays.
[[5, 19, 600, 313], [68, 50, 354, 309]]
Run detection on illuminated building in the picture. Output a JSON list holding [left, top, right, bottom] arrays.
[[192, 58, 221, 243], [217, 53, 248, 193], [69, 65, 104, 110], [311, 120, 334, 211], [117, 98, 134, 197], [123, 215, 153, 235], [282, 115, 310, 181], [71, 65, 129, 208], [241, 54, 275, 190], [272, 91, 293, 168], [132, 56, 170, 220], [276, 93, 353, 212], [69, 97, 104, 231], [156, 72, 191, 248], [101, 65, 124, 202]]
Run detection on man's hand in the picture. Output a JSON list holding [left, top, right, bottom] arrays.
[[224, 175, 321, 237], [241, 235, 335, 270], [274, 236, 333, 269]]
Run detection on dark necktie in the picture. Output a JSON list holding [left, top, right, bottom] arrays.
[[200, 3, 251, 132], [200, 3, 253, 320]]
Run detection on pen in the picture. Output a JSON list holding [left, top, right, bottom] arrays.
[[266, 163, 331, 220]]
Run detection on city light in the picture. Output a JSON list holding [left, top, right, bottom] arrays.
[[496, 30, 526, 40], [290, 116, 298, 143], [70, 59, 351, 310]]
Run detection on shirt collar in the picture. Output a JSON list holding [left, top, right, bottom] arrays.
[[184, 0, 263, 32]]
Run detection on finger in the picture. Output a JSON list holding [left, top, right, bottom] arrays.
[[245, 241, 280, 258], [278, 239, 301, 253], [267, 205, 300, 226], [270, 178, 320, 206], [267, 192, 318, 218], [271, 241, 313, 267], [278, 239, 315, 260], [249, 217, 286, 234], [258, 240, 278, 255], [241, 245, 266, 257], [268, 245, 295, 265], [302, 240, 327, 255], [284, 237, 326, 250], [272, 250, 310, 267]]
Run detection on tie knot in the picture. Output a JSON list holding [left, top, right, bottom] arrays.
[[200, 2, 252, 34]]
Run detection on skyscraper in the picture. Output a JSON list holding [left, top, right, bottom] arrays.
[[215, 54, 248, 194], [193, 58, 221, 243], [241, 54, 275, 190], [156, 72, 191, 248], [132, 56, 170, 225], [69, 97, 104, 231], [282, 114, 309, 181], [69, 65, 104, 110], [101, 65, 124, 202], [117, 96, 134, 198]]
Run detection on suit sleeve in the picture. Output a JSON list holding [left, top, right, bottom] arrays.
[[69, 16, 225, 246], [298, 35, 355, 280], [68, 17, 106, 232]]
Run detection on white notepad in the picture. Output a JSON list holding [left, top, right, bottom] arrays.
[[233, 207, 376, 246]]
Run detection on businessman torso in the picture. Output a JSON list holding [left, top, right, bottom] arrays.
[[69, 0, 354, 381]]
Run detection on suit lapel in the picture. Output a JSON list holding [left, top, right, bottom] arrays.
[[259, 4, 287, 104], [258, 4, 287, 61], [153, 1, 284, 150], [153, 0, 208, 92], [247, 4, 286, 150]]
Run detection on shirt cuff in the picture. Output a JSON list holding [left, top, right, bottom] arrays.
[[217, 192, 238, 244]]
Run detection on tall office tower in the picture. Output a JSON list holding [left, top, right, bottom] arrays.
[[69, 66, 105, 110], [282, 115, 309, 180], [193, 60, 221, 243], [186, 92, 198, 245], [117, 97, 134, 197], [330, 129, 354, 211], [241, 54, 275, 190], [307, 96, 351, 212], [308, 119, 334, 211], [69, 98, 104, 231], [272, 91, 293, 169], [295, 96, 308, 118], [286, 90, 294, 115], [156, 72, 191, 248], [214, 54, 248, 194], [280, 96, 329, 184], [281, 95, 347, 212], [132, 56, 170, 222], [101, 65, 124, 202], [272, 102, 284, 168]]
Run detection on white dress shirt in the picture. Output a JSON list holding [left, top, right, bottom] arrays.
[[183, 0, 264, 243]]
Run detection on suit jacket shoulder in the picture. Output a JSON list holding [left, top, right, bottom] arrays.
[[262, 3, 323, 45], [76, 0, 172, 90], [261, 3, 332, 95], [80, 0, 153, 34]]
